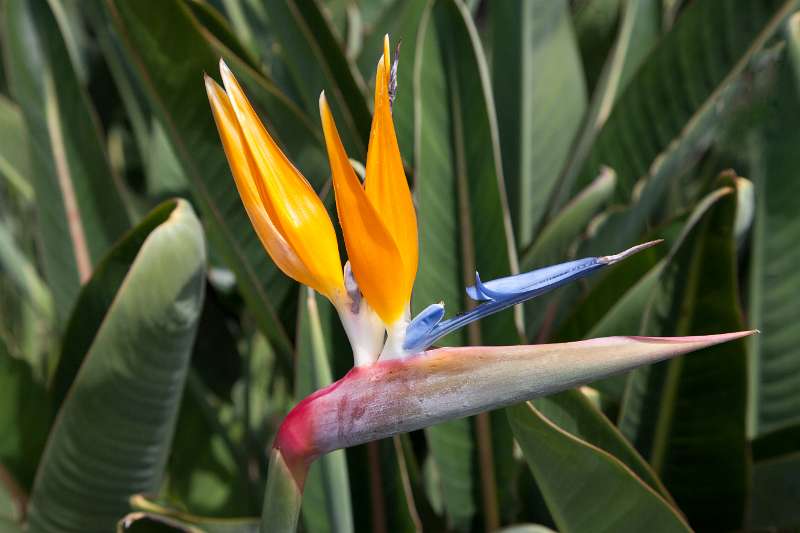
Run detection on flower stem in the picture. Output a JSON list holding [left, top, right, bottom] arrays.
[[261, 449, 305, 533]]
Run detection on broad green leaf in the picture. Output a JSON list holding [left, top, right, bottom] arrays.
[[752, 423, 800, 462], [0, 346, 50, 492], [261, 0, 371, 154], [531, 389, 675, 504], [414, 0, 520, 350], [560, 185, 731, 343], [520, 168, 616, 271], [517, 188, 739, 525], [554, 187, 732, 404], [27, 199, 206, 532], [556, 0, 660, 210], [0, 516, 24, 533], [573, 0, 621, 91], [573, 41, 780, 260], [50, 200, 177, 410], [4, 0, 130, 321], [0, 95, 33, 202], [212, 0, 301, 103], [553, 0, 797, 208], [489, 0, 587, 247], [618, 176, 748, 531], [414, 0, 520, 527], [185, 1, 260, 70], [103, 0, 329, 362], [746, 14, 800, 437], [86, 7, 188, 203], [508, 401, 691, 533], [295, 289, 353, 533], [0, 224, 53, 334], [748, 451, 800, 530]]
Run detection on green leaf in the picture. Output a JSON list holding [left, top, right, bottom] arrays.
[[261, 0, 371, 154], [618, 176, 748, 531], [414, 0, 520, 350], [0, 346, 50, 492], [554, 188, 731, 403], [520, 167, 616, 271], [556, 0, 660, 212], [748, 451, 800, 530], [508, 401, 691, 533], [50, 200, 177, 411], [103, 0, 327, 362], [573, 40, 778, 260], [746, 13, 800, 437], [4, 0, 130, 321], [0, 223, 53, 335], [0, 95, 33, 202], [553, 0, 797, 207], [531, 389, 675, 505], [423, 419, 474, 531], [489, 0, 587, 247], [573, 0, 621, 92], [414, 0, 521, 527], [86, 8, 188, 202], [295, 289, 353, 533], [27, 199, 206, 532]]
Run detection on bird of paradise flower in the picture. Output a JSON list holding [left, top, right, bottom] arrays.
[[205, 35, 752, 531]]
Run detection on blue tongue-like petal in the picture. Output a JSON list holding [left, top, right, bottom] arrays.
[[404, 240, 661, 353], [465, 257, 600, 301]]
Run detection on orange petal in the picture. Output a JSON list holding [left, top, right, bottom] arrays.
[[205, 76, 317, 288], [210, 64, 343, 297], [365, 35, 418, 300], [320, 92, 407, 323]]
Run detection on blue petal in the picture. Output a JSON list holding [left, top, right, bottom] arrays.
[[468, 257, 600, 300], [465, 272, 495, 301], [404, 302, 446, 350], [403, 240, 661, 353]]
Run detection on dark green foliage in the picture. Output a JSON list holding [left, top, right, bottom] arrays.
[[1, 1, 799, 531]]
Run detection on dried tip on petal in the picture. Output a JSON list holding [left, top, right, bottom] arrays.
[[598, 239, 663, 264]]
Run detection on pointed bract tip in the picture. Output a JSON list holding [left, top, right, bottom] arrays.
[[203, 73, 221, 93], [598, 239, 664, 265]]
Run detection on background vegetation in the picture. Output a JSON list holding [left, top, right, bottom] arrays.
[[0, 0, 799, 531]]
